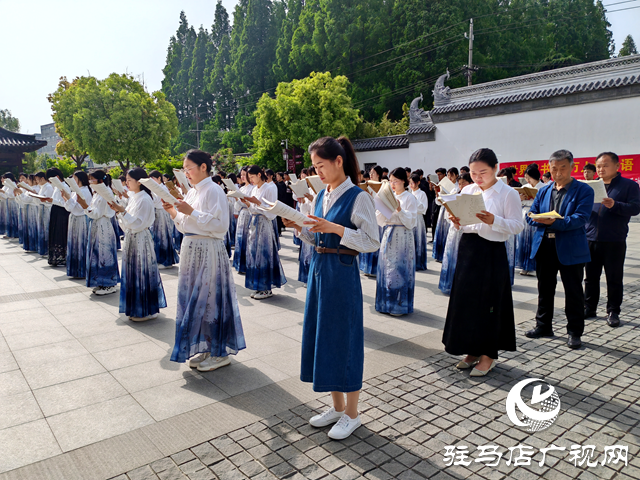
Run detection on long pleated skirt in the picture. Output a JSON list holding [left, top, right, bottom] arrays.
[[245, 214, 286, 292], [171, 236, 246, 362], [86, 217, 120, 288], [359, 226, 382, 275], [67, 214, 89, 278], [37, 205, 51, 255], [173, 225, 183, 253], [48, 205, 69, 266], [442, 233, 516, 359], [438, 223, 463, 295], [432, 207, 448, 262], [22, 204, 39, 252], [297, 240, 314, 284], [228, 201, 236, 247], [111, 214, 122, 250], [0, 198, 6, 235], [375, 225, 416, 315], [516, 207, 537, 272], [414, 214, 428, 271], [5, 198, 19, 238], [120, 229, 167, 318], [151, 208, 179, 267], [18, 203, 24, 245], [272, 218, 281, 251], [233, 208, 251, 273]]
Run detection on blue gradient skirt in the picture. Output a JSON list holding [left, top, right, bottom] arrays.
[[18, 203, 24, 244], [0, 198, 6, 235], [120, 229, 167, 318], [376, 226, 416, 315], [5, 198, 19, 238], [171, 237, 246, 362], [67, 214, 89, 278], [516, 208, 536, 272], [245, 215, 286, 291], [228, 201, 236, 247], [151, 208, 179, 267], [414, 214, 428, 271], [37, 205, 51, 255], [359, 226, 382, 275], [22, 204, 39, 252], [438, 224, 463, 295], [173, 225, 183, 253], [86, 217, 120, 288], [233, 208, 251, 273], [272, 218, 281, 251], [432, 207, 448, 262], [111, 214, 122, 250], [297, 240, 314, 284]]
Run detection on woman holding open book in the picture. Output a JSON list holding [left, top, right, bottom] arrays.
[[109, 168, 167, 322], [46, 168, 71, 267], [375, 168, 418, 316], [515, 164, 542, 276], [149, 170, 180, 270], [86, 170, 120, 296], [442, 148, 523, 377], [2, 173, 20, 239], [241, 165, 286, 300], [284, 136, 380, 440], [164, 149, 245, 371], [61, 171, 92, 279], [432, 168, 459, 262]]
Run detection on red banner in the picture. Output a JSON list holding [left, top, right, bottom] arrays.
[[500, 154, 640, 182]]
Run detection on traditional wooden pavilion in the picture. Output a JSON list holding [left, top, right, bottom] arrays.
[[0, 127, 47, 172]]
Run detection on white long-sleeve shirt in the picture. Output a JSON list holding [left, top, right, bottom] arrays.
[[64, 186, 92, 216], [51, 187, 66, 207], [377, 189, 418, 230], [173, 176, 229, 239], [38, 183, 54, 209], [459, 179, 524, 241], [249, 182, 278, 221], [411, 188, 428, 215], [86, 191, 115, 220], [118, 191, 155, 233], [297, 177, 380, 253], [234, 184, 254, 215]]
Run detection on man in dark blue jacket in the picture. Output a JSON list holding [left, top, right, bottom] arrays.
[[525, 150, 594, 349], [584, 152, 640, 327]]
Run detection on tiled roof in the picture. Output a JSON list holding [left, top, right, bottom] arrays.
[[352, 134, 409, 152], [406, 124, 436, 135], [0, 127, 47, 152]]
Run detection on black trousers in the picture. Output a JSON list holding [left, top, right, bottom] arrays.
[[535, 237, 585, 336], [584, 241, 626, 314]]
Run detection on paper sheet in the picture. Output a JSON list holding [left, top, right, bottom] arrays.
[[377, 180, 399, 212], [2, 179, 17, 190], [289, 174, 297, 182], [227, 190, 246, 200], [111, 179, 126, 194], [515, 186, 539, 199], [49, 176, 71, 195], [428, 174, 439, 184], [222, 178, 237, 191], [65, 177, 85, 197], [579, 179, 608, 203], [290, 180, 310, 198], [172, 169, 192, 191], [258, 200, 316, 227], [26, 192, 50, 200], [90, 182, 116, 203], [374, 195, 395, 220], [305, 176, 325, 195], [442, 192, 486, 226], [438, 177, 455, 194], [18, 182, 37, 194], [139, 178, 178, 205], [529, 210, 564, 220]]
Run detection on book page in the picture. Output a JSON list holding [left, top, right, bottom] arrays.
[[579, 179, 608, 203], [428, 174, 439, 184], [139, 178, 178, 205], [258, 200, 317, 227], [305, 176, 325, 195], [374, 195, 395, 220], [514, 186, 539, 199], [111, 179, 126, 194], [289, 173, 297, 182], [529, 210, 564, 220], [49, 176, 71, 195], [164, 181, 184, 199], [227, 190, 246, 199], [90, 183, 116, 203], [222, 178, 237, 191], [172, 169, 192, 191], [18, 182, 37, 194], [377, 180, 399, 212], [290, 180, 310, 198], [65, 177, 85, 197], [438, 177, 455, 194], [3, 179, 18, 190], [367, 181, 383, 193], [26, 192, 50, 200], [444, 193, 486, 226]]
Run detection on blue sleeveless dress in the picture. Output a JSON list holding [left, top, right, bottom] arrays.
[[300, 186, 365, 393]]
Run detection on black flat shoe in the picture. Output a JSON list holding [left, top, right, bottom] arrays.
[[525, 327, 554, 339], [607, 312, 620, 328], [584, 308, 597, 319], [567, 335, 582, 349]]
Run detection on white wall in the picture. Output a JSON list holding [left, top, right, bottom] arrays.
[[359, 96, 640, 173]]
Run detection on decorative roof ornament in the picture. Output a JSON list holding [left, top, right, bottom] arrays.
[[433, 69, 451, 106], [409, 93, 434, 127]]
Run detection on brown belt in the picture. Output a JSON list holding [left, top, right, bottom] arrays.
[[315, 247, 359, 256]]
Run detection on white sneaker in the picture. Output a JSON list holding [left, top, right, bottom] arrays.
[[303, 283, 307, 288], [92, 286, 99, 293], [188, 352, 211, 368], [328, 414, 361, 440], [254, 290, 273, 300], [250, 291, 257, 298], [129, 313, 159, 322], [309, 407, 345, 428], [95, 286, 117, 296], [197, 355, 231, 372]]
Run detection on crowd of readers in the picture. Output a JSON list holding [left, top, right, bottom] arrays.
[[1, 140, 638, 441]]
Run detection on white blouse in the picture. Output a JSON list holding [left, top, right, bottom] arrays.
[[234, 184, 254, 214], [86, 190, 115, 220], [51, 187, 66, 207], [2, 185, 16, 199], [38, 183, 54, 208], [173, 177, 229, 239], [249, 182, 278, 221], [459, 179, 524, 241], [411, 188, 428, 215], [65, 186, 92, 216], [118, 191, 155, 233], [376, 189, 418, 230]]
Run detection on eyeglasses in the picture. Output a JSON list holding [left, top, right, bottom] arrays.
[[183, 165, 197, 174]]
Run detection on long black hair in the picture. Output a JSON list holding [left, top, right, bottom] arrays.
[[390, 167, 409, 188], [2, 172, 17, 182], [370, 165, 383, 181], [73, 171, 90, 187], [308, 136, 360, 185], [89, 169, 112, 187], [127, 168, 153, 198], [469, 148, 499, 168]]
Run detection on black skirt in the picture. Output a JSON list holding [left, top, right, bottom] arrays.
[[442, 233, 516, 358], [48, 205, 70, 267]]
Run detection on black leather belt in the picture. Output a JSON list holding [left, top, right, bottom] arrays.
[[315, 247, 359, 256]]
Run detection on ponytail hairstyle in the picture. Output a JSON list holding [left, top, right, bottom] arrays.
[[184, 149, 213, 174], [247, 165, 267, 182], [3, 172, 17, 182], [73, 171, 90, 188], [45, 168, 64, 182], [390, 167, 409, 188], [149, 170, 164, 184], [469, 148, 499, 168], [308, 136, 360, 185], [127, 167, 153, 198], [90, 169, 112, 187]]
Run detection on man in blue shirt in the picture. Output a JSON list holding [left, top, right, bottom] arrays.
[[525, 150, 594, 349], [584, 152, 640, 327]]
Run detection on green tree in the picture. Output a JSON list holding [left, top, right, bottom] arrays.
[[0, 109, 20, 132], [619, 34, 638, 57], [273, 0, 304, 81], [144, 153, 184, 176], [55, 137, 88, 169], [46, 156, 77, 177], [22, 152, 50, 173], [253, 71, 360, 169]]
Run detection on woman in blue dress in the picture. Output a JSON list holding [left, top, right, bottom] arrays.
[[109, 168, 167, 322], [61, 171, 92, 278], [358, 166, 383, 276], [409, 173, 428, 271], [86, 170, 120, 296], [34, 172, 53, 256], [148, 170, 180, 269], [164, 149, 245, 372], [14, 176, 39, 252], [233, 167, 252, 274], [438, 173, 473, 295], [432, 167, 459, 263], [515, 164, 543, 276], [284, 136, 380, 440], [375, 169, 418, 316], [241, 165, 286, 300]]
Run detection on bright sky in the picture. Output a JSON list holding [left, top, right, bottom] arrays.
[[1, 0, 639, 135]]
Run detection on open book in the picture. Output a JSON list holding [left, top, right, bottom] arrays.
[[579, 179, 608, 203], [358, 182, 368, 191], [305, 176, 325, 195], [227, 190, 246, 200], [18, 182, 37, 194], [90, 182, 116, 203], [3, 178, 18, 190], [172, 169, 192, 191], [375, 180, 400, 219], [49, 176, 72, 195], [165, 181, 183, 199], [440, 192, 486, 226], [222, 178, 237, 191], [65, 177, 85, 197], [111, 179, 126, 194], [290, 179, 310, 198], [428, 174, 439, 184], [288, 173, 297, 182], [366, 181, 383, 193], [515, 186, 539, 199], [529, 210, 564, 220], [139, 178, 178, 205], [438, 177, 456, 194], [258, 200, 317, 228]]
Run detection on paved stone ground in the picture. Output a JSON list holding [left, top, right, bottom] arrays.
[[106, 278, 640, 480]]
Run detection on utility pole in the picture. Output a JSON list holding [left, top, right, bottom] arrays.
[[464, 18, 476, 86]]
